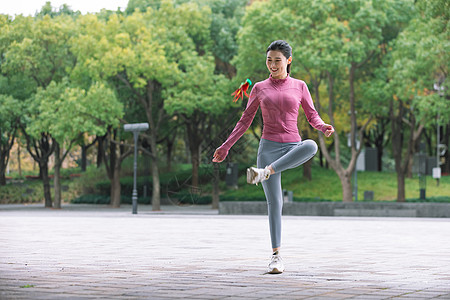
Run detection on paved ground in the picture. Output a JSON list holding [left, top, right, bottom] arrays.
[[1, 204, 450, 299]]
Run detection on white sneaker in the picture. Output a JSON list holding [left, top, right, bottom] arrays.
[[247, 166, 271, 185], [268, 253, 284, 274]]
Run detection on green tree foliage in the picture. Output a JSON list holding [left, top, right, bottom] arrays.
[[383, 0, 449, 201], [1, 0, 448, 206], [158, 1, 232, 190], [35, 1, 81, 18], [71, 11, 171, 208], [2, 14, 77, 207], [71, 0, 231, 208], [235, 0, 413, 201], [29, 80, 123, 207], [2, 10, 123, 207], [0, 95, 22, 185]]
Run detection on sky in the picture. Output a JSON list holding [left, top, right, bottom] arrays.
[[1, 0, 130, 17]]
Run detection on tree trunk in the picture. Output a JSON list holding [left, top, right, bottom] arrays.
[[147, 126, 161, 211], [141, 79, 162, 211], [185, 118, 203, 190], [191, 147, 200, 190], [340, 171, 353, 203], [406, 136, 420, 178], [377, 145, 383, 172], [150, 154, 161, 211], [40, 160, 52, 207], [318, 149, 324, 168], [24, 133, 55, 207], [97, 134, 106, 168], [166, 138, 173, 172], [108, 132, 119, 207], [80, 137, 97, 172], [391, 99, 406, 202], [110, 165, 121, 208], [0, 155, 6, 185], [212, 163, 220, 209], [18, 141, 22, 177], [53, 142, 62, 209], [317, 69, 360, 203], [101, 128, 133, 209], [0, 134, 14, 185], [81, 144, 88, 172], [396, 172, 406, 202], [303, 159, 312, 181], [166, 130, 177, 172]]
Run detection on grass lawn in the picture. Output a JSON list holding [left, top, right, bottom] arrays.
[[3, 164, 449, 204], [222, 164, 450, 202]]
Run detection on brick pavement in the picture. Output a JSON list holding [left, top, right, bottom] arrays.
[[0, 204, 449, 299]]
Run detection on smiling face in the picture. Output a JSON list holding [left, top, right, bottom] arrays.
[[266, 50, 292, 79]]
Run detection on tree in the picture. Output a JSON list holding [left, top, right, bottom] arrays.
[[386, 0, 449, 201], [183, 0, 248, 206], [72, 5, 186, 210], [30, 80, 123, 208], [0, 95, 21, 185], [35, 1, 81, 18], [101, 127, 132, 208], [165, 55, 230, 190], [3, 14, 76, 207], [234, 0, 411, 201], [0, 16, 22, 185], [314, 0, 417, 202], [160, 1, 232, 191]]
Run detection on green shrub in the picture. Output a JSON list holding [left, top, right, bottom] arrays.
[[94, 164, 227, 198], [176, 191, 212, 205], [293, 197, 332, 202], [71, 194, 110, 204], [120, 195, 151, 205], [0, 182, 43, 204], [72, 165, 108, 195], [71, 194, 151, 205], [219, 195, 265, 202], [406, 196, 450, 203]]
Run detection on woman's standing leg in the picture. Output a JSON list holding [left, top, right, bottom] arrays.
[[261, 173, 282, 250], [257, 139, 284, 251], [255, 139, 319, 274], [256, 139, 318, 251], [256, 139, 287, 274]]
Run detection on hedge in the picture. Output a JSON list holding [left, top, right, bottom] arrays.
[[94, 164, 229, 197], [71, 194, 152, 205]]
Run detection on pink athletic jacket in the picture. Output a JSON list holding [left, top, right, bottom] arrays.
[[217, 75, 327, 157]]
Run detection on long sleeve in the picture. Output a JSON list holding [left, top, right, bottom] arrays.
[[217, 84, 261, 156], [301, 82, 327, 133]]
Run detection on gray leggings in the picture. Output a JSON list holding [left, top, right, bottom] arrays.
[[257, 138, 318, 249]]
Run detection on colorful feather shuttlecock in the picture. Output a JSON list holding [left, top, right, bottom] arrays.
[[231, 78, 252, 102]]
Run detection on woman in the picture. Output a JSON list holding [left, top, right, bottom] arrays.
[[212, 40, 334, 274]]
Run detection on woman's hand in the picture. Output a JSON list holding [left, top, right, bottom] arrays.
[[324, 124, 334, 137], [212, 148, 227, 163]]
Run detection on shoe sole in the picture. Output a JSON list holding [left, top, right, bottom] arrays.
[[267, 267, 284, 274]]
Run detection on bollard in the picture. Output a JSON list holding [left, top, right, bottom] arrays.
[[283, 190, 293, 203], [364, 191, 374, 201]]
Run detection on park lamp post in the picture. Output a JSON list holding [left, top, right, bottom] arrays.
[[433, 81, 446, 186], [124, 123, 149, 214]]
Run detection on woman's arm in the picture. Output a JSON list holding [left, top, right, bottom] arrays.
[[300, 82, 334, 137], [212, 85, 260, 163]]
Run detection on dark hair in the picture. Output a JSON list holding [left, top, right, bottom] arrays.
[[266, 40, 292, 74]]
